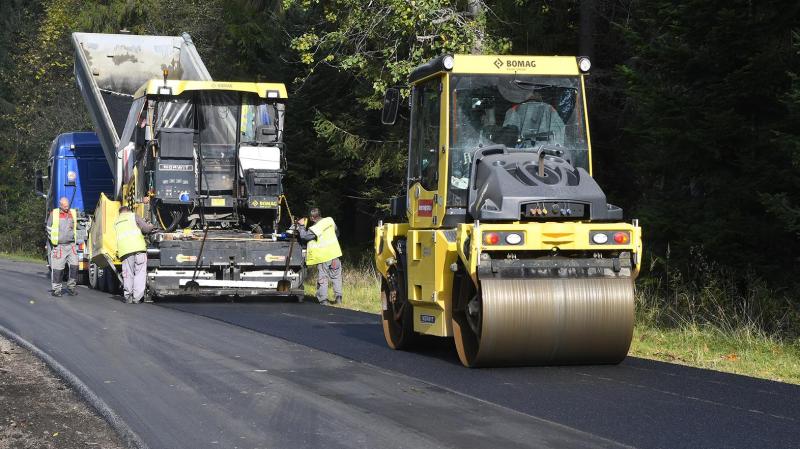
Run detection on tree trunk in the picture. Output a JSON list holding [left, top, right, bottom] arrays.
[[468, 0, 484, 54], [579, 0, 596, 58]]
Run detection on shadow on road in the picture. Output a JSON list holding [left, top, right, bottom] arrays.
[[156, 294, 307, 304]]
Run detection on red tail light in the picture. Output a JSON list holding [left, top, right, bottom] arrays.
[[613, 232, 629, 244], [483, 232, 500, 245]]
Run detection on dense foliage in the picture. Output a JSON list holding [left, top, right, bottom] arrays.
[[0, 1, 798, 301]]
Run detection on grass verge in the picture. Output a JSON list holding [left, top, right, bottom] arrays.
[[631, 324, 800, 384], [309, 261, 800, 384], [0, 252, 45, 264], [304, 261, 382, 313]]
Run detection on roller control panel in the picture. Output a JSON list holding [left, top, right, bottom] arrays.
[[154, 128, 196, 204]]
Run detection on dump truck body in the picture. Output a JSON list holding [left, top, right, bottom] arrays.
[[375, 54, 642, 367], [73, 32, 304, 299], [73, 32, 211, 197]]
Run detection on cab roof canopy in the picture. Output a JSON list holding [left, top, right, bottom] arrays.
[[134, 80, 288, 100], [409, 54, 582, 84]]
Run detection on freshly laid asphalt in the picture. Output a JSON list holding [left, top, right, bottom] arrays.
[[0, 259, 798, 448]]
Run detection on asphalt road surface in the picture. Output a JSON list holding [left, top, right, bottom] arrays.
[[0, 259, 798, 449]]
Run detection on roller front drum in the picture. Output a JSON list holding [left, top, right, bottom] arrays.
[[453, 277, 634, 367]]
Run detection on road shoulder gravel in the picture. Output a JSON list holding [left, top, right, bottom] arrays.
[[0, 334, 126, 449]]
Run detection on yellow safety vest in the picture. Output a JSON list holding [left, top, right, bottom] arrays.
[[306, 217, 342, 265], [50, 209, 77, 245], [114, 213, 147, 258]]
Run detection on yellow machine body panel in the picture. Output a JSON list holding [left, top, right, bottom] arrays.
[[464, 221, 643, 279], [451, 55, 580, 76], [405, 229, 459, 335], [88, 193, 122, 268], [134, 80, 288, 100], [376, 221, 642, 338], [88, 174, 151, 269]]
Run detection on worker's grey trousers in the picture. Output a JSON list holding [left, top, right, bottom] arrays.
[[122, 252, 148, 303], [316, 258, 342, 303], [50, 243, 78, 292]]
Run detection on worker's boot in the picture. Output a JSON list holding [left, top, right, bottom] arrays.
[[334, 295, 343, 304], [318, 299, 329, 306], [67, 265, 78, 296]]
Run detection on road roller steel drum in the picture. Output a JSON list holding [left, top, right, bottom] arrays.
[[453, 278, 635, 367]]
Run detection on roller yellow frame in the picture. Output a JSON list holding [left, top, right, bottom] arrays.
[[375, 54, 643, 367]]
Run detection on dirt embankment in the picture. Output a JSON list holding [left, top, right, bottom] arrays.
[[0, 335, 126, 449]]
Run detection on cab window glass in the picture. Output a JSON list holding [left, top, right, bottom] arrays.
[[448, 74, 589, 206], [240, 94, 278, 143], [408, 78, 441, 191]]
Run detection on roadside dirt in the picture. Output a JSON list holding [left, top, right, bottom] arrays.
[[0, 335, 126, 449]]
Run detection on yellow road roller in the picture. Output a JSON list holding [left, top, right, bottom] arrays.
[[375, 54, 642, 367]]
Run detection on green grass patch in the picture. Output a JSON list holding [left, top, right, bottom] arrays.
[[0, 252, 45, 264], [304, 261, 382, 313], [631, 324, 800, 384]]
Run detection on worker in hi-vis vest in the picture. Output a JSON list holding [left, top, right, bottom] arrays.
[[114, 205, 154, 304], [297, 208, 343, 305], [45, 197, 81, 297]]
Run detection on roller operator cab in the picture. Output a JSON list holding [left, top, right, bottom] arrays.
[[375, 55, 643, 367]]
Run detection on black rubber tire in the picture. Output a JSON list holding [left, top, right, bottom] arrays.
[[97, 266, 108, 292], [103, 267, 118, 293], [76, 270, 89, 286], [111, 268, 121, 294], [88, 263, 99, 290], [451, 269, 481, 368], [381, 273, 417, 350]]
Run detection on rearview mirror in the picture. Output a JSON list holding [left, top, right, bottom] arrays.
[[256, 124, 278, 144], [34, 169, 47, 198], [259, 125, 277, 136], [381, 88, 400, 125]]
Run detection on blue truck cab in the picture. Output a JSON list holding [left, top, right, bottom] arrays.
[[35, 132, 114, 281]]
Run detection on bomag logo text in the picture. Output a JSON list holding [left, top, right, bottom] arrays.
[[505, 59, 536, 68]]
